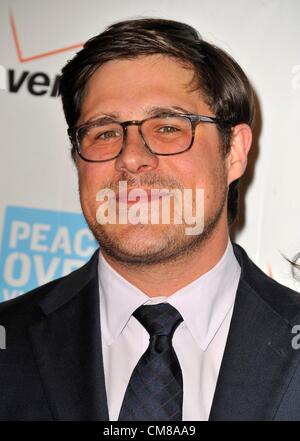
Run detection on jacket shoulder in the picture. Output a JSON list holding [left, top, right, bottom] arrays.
[[0, 277, 81, 338], [0, 249, 99, 327], [233, 243, 300, 323]]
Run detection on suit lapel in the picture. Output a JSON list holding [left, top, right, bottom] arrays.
[[29, 251, 109, 421], [209, 246, 300, 421]]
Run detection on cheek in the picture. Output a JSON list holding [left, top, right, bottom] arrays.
[[78, 167, 93, 199], [77, 164, 109, 202], [173, 144, 227, 207], [168, 148, 214, 190]]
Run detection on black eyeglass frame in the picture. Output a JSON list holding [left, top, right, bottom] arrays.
[[68, 113, 228, 163]]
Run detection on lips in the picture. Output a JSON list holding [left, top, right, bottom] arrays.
[[116, 188, 170, 204]]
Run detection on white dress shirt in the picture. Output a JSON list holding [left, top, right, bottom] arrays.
[[98, 241, 241, 421]]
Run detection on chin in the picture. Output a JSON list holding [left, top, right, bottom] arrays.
[[90, 220, 205, 266], [104, 223, 175, 252]]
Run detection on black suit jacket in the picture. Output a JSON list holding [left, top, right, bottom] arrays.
[[1, 243, 300, 421]]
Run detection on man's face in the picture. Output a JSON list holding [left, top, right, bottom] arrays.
[[76, 55, 230, 265]]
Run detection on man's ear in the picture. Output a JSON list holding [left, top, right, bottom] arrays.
[[226, 124, 252, 185]]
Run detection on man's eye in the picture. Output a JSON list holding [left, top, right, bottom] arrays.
[[158, 126, 180, 133], [96, 130, 121, 140]]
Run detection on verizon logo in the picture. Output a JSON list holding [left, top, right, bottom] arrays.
[[10, 12, 83, 63], [1, 66, 60, 97], [0, 11, 84, 97]]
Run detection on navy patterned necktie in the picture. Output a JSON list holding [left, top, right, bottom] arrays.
[[118, 302, 184, 421]]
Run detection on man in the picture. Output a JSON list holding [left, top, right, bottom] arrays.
[[1, 18, 300, 421]]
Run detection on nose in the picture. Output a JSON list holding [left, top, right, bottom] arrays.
[[115, 125, 159, 175]]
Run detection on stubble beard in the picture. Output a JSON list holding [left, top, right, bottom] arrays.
[[81, 168, 228, 268]]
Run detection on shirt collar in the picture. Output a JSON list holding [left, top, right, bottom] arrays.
[[98, 240, 241, 350]]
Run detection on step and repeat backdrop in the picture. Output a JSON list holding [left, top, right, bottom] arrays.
[[0, 0, 300, 302]]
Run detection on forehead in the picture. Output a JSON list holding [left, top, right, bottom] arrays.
[[79, 55, 208, 122]]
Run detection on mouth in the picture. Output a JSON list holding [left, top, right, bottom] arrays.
[[116, 188, 171, 204]]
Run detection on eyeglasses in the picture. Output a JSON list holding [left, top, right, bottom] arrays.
[[68, 113, 225, 163]]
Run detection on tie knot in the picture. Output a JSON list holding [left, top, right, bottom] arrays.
[[133, 303, 183, 338]]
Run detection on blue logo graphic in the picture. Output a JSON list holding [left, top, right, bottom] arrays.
[[0, 206, 98, 303]]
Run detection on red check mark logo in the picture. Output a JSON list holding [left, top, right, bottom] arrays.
[[10, 12, 83, 63]]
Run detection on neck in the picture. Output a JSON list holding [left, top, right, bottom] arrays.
[[102, 222, 230, 297]]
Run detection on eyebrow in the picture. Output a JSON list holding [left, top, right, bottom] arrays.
[[82, 105, 195, 125], [147, 106, 194, 116]]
